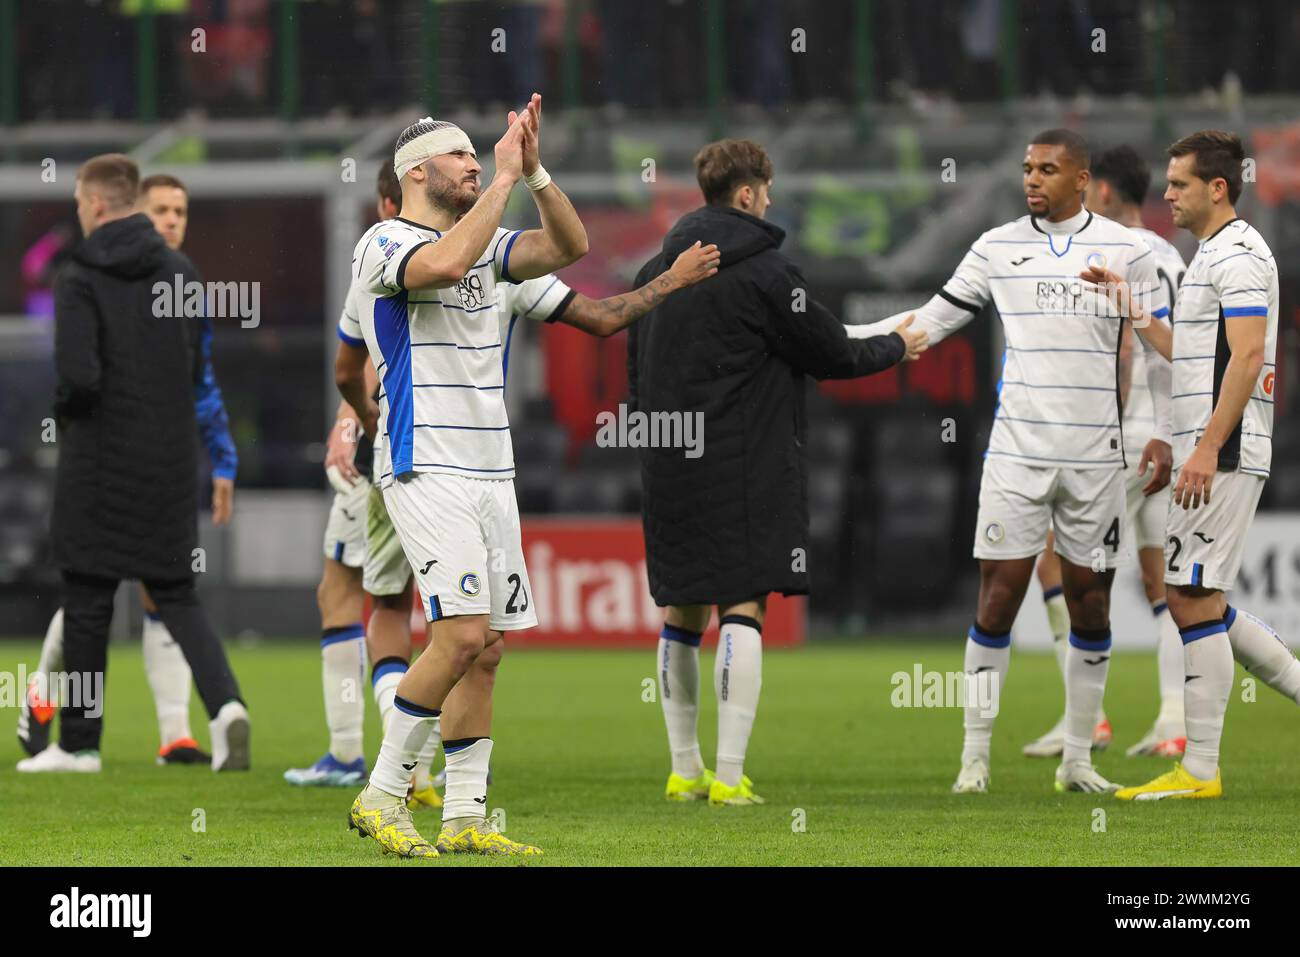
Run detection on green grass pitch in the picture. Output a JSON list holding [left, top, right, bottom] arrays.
[[1, 639, 1297, 866]]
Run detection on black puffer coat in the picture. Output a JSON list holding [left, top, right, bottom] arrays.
[[628, 205, 905, 607], [52, 213, 205, 582]]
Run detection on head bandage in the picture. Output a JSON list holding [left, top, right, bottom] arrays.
[[393, 118, 476, 181]]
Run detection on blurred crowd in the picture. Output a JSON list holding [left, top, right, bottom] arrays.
[[13, 0, 1300, 122]]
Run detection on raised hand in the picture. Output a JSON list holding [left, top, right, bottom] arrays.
[[493, 115, 526, 183], [668, 241, 721, 288], [508, 93, 542, 177]]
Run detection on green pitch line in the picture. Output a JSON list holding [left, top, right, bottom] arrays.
[[0, 641, 1296, 866]]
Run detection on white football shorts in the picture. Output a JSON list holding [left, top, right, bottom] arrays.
[[974, 456, 1126, 571], [382, 472, 537, 631], [1163, 469, 1264, 592], [323, 477, 370, 569]]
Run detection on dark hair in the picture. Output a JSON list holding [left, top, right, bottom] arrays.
[[694, 139, 773, 205], [377, 161, 402, 212], [139, 173, 187, 196], [1029, 128, 1090, 170], [1091, 145, 1150, 206], [1167, 130, 1245, 204], [77, 153, 139, 210]]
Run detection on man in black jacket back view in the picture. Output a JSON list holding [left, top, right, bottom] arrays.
[[17, 154, 249, 774], [628, 139, 927, 806]]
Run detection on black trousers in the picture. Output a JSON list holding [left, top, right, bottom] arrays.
[[59, 570, 243, 753]]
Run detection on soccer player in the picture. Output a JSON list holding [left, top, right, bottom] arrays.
[[853, 129, 1173, 794], [340, 98, 589, 858], [335, 113, 720, 853], [284, 162, 402, 789], [17, 173, 238, 767], [1082, 131, 1300, 800], [1023, 145, 1187, 760]]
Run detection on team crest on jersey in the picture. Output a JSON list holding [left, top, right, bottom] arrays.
[[459, 573, 482, 597], [1085, 251, 1106, 270], [985, 522, 1005, 544]]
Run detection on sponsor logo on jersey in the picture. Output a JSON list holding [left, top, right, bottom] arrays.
[[1011, 255, 1035, 267], [1035, 279, 1088, 314], [1263, 371, 1275, 396], [459, 573, 482, 597]]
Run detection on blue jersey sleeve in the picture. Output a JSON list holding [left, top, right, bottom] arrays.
[[194, 316, 238, 480]]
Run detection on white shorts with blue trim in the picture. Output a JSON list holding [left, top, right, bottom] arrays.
[[973, 457, 1126, 571], [381, 471, 537, 631], [1163, 469, 1264, 592], [323, 478, 370, 569]]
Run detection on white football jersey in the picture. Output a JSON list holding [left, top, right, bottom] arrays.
[[339, 218, 572, 486], [1123, 226, 1185, 458], [937, 208, 1168, 469], [1170, 218, 1278, 477]]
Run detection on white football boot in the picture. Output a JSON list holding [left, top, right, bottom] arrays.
[[17, 744, 101, 773], [210, 700, 251, 772]]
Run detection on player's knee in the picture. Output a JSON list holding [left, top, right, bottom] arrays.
[[441, 619, 488, 670], [977, 584, 1021, 633], [474, 638, 504, 676], [1140, 567, 1165, 603], [1165, 585, 1217, 626]]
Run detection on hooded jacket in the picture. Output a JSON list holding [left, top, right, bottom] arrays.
[[628, 204, 904, 606], [52, 213, 206, 581]]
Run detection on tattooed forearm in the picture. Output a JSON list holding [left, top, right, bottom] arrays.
[[565, 272, 680, 336]]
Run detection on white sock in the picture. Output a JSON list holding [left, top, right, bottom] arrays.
[[1152, 601, 1185, 734], [32, 608, 65, 700], [412, 718, 443, 790], [142, 612, 194, 746], [37, 608, 64, 676], [1063, 629, 1111, 765], [658, 625, 704, 779], [1043, 587, 1069, 677], [321, 624, 366, 764], [1181, 621, 1234, 781], [369, 695, 438, 799], [715, 616, 762, 788], [961, 625, 1010, 766], [442, 737, 493, 822], [1225, 605, 1300, 705], [371, 658, 408, 737]]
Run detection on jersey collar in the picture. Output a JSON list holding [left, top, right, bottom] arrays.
[[1030, 207, 1092, 236], [1199, 216, 1242, 245], [396, 215, 444, 237]]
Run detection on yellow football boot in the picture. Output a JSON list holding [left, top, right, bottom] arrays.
[[1115, 763, 1222, 801], [665, 768, 715, 802], [348, 785, 439, 857], [435, 817, 542, 857], [407, 783, 444, 812], [708, 774, 765, 806]]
